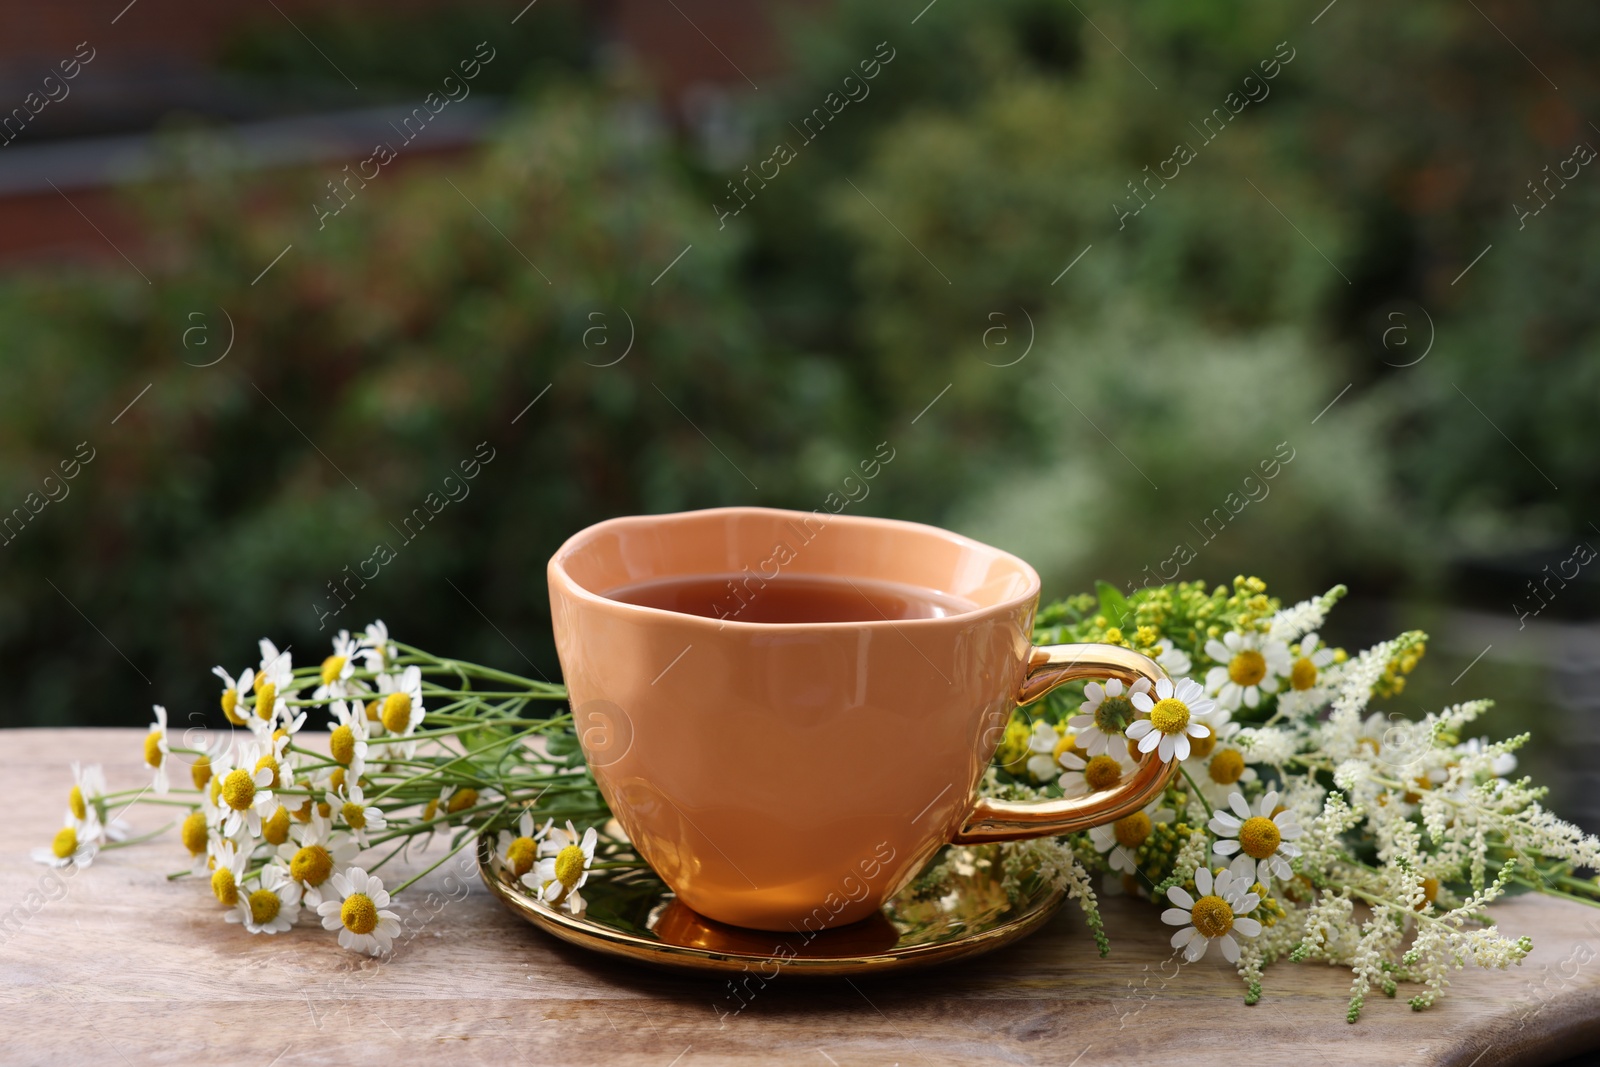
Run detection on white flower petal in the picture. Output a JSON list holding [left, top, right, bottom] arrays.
[[1195, 867, 1213, 896], [1219, 934, 1240, 963], [1167, 886, 1195, 909], [1161, 908, 1192, 926]]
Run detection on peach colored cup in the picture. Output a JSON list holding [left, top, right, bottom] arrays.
[[548, 507, 1177, 932]]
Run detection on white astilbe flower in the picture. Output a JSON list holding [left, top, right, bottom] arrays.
[[1232, 725, 1295, 767], [1268, 585, 1347, 643]]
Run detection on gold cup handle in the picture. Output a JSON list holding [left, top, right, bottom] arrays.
[[953, 644, 1179, 844]]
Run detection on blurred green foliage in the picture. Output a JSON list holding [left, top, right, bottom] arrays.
[[2, 0, 1595, 727]]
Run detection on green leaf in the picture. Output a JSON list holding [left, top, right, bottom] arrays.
[[1095, 580, 1131, 628]]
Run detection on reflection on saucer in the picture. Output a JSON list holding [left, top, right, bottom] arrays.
[[479, 836, 1065, 976], [647, 898, 902, 958]]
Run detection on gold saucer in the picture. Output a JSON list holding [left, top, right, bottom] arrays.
[[478, 836, 1065, 977]]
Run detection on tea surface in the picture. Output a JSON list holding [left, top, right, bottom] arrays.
[[606, 572, 974, 623]]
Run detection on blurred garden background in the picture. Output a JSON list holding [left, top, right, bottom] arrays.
[[2, 1, 1596, 825]]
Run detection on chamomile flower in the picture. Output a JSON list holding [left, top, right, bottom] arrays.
[[1068, 678, 1151, 756], [1089, 799, 1174, 874], [326, 700, 370, 780], [1020, 720, 1075, 782], [1162, 865, 1262, 963], [181, 809, 212, 871], [314, 630, 360, 701], [1286, 633, 1337, 692], [66, 761, 103, 821], [335, 783, 387, 846], [256, 638, 295, 691], [317, 868, 402, 955], [1058, 745, 1136, 798], [359, 620, 393, 672], [1152, 639, 1192, 678], [248, 639, 296, 736], [208, 839, 249, 906], [226, 863, 301, 935], [144, 705, 171, 794], [32, 812, 102, 869], [497, 810, 553, 880], [280, 812, 360, 907], [216, 754, 276, 840], [1128, 678, 1216, 762], [1204, 631, 1291, 710], [1210, 790, 1304, 885], [373, 666, 425, 757], [527, 821, 597, 914], [212, 664, 255, 727]]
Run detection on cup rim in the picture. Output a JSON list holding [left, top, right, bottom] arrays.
[[547, 506, 1042, 632]]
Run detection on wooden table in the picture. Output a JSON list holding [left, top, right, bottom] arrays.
[[4, 729, 1599, 1066]]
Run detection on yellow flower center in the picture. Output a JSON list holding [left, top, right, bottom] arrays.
[[1083, 755, 1124, 791], [1094, 694, 1134, 734], [291, 798, 314, 823], [1188, 730, 1218, 760], [254, 755, 281, 789], [191, 754, 212, 790], [553, 843, 587, 888], [208, 775, 222, 805], [505, 836, 538, 878], [1113, 811, 1152, 849], [341, 892, 379, 934], [1148, 698, 1190, 735], [68, 785, 87, 821], [330, 725, 356, 766], [365, 699, 381, 723], [51, 826, 78, 859], [221, 686, 244, 724], [321, 655, 347, 686], [1290, 657, 1318, 691], [342, 801, 367, 830], [291, 844, 334, 886], [263, 805, 292, 846], [1190, 894, 1235, 938], [1357, 736, 1381, 756], [328, 767, 347, 794], [1209, 749, 1246, 785], [381, 692, 413, 733], [144, 730, 165, 768], [1051, 732, 1079, 763], [221, 769, 257, 811], [256, 682, 277, 721], [1228, 650, 1267, 687], [211, 867, 238, 906], [181, 812, 209, 856], [423, 798, 440, 822], [1238, 816, 1282, 859], [446, 788, 479, 814], [247, 888, 281, 925], [1419, 877, 1440, 909]]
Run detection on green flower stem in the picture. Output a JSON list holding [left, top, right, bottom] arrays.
[[389, 801, 509, 895], [363, 838, 413, 875], [363, 724, 547, 803], [394, 643, 565, 693], [1180, 766, 1215, 819], [101, 821, 176, 849]]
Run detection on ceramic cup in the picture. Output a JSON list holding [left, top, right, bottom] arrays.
[[548, 506, 1178, 931]]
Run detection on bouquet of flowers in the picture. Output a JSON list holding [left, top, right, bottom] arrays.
[[38, 624, 625, 954], [988, 577, 1600, 1017], [37, 577, 1600, 1019]]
